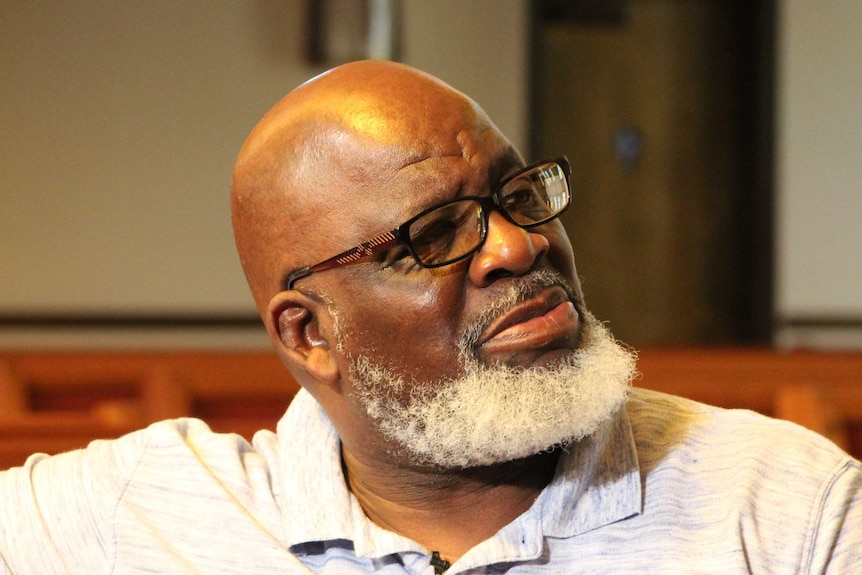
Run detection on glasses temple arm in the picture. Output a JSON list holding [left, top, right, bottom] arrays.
[[283, 230, 401, 290]]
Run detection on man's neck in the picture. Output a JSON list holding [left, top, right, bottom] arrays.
[[342, 449, 560, 564]]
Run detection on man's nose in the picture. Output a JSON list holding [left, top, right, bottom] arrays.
[[467, 210, 550, 287]]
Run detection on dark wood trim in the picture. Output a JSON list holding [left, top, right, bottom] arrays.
[[781, 317, 862, 330], [0, 314, 262, 329]]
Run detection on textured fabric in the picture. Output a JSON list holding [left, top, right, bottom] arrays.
[[0, 387, 859, 574]]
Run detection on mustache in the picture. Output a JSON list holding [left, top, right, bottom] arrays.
[[458, 269, 579, 357]]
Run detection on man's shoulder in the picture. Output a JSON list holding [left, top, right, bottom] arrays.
[[57, 418, 282, 525], [2, 417, 277, 492], [626, 387, 858, 483], [627, 386, 844, 449], [118, 418, 278, 485]]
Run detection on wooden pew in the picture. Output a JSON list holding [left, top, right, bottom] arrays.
[[0, 348, 860, 470], [0, 351, 298, 469]]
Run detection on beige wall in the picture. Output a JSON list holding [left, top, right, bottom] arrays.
[[775, 0, 862, 348], [4, 0, 859, 350], [0, 0, 528, 348]]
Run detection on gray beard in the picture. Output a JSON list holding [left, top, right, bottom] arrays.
[[336, 270, 637, 469], [348, 311, 636, 469]]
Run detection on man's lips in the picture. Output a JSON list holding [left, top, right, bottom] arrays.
[[477, 292, 580, 356]]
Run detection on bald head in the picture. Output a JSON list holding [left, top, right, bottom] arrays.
[[229, 62, 591, 466], [231, 61, 507, 316]]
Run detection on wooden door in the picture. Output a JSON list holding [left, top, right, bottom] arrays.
[[533, 1, 771, 345]]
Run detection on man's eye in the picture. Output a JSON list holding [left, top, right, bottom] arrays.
[[503, 187, 548, 219], [410, 218, 460, 264], [504, 187, 539, 208], [413, 219, 457, 248]]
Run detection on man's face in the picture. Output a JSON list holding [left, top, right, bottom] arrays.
[[313, 123, 636, 466], [282, 80, 634, 467], [313, 127, 584, 390]]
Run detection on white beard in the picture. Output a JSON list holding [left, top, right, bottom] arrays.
[[346, 308, 637, 469]]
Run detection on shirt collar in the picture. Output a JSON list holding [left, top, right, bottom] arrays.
[[277, 389, 423, 557], [537, 401, 642, 538], [277, 388, 642, 556]]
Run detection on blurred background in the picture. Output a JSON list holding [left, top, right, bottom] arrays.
[[1, 0, 860, 350]]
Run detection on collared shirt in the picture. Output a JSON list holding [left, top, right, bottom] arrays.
[[0, 387, 860, 573]]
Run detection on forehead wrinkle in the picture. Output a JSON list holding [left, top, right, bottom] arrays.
[[391, 144, 524, 214], [394, 152, 463, 177]]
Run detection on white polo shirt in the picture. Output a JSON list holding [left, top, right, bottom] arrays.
[[1, 387, 859, 573]]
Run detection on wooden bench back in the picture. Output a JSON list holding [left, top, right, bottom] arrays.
[[0, 351, 298, 469], [1, 348, 859, 469]]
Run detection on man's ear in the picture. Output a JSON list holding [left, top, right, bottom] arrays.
[[266, 291, 340, 385]]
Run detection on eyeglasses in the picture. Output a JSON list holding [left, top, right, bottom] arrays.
[[283, 157, 571, 290]]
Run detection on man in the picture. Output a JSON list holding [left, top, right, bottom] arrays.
[[1, 61, 859, 573]]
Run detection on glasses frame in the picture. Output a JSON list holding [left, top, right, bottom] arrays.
[[283, 157, 571, 290]]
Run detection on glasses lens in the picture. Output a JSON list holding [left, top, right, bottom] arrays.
[[498, 161, 570, 227], [407, 199, 484, 266]]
